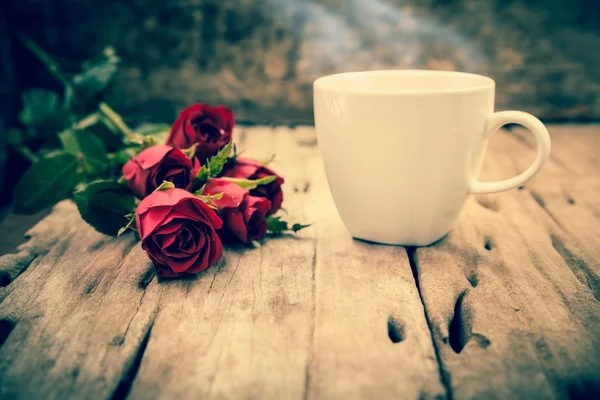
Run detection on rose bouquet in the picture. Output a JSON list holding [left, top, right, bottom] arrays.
[[113, 103, 308, 278], [7, 39, 307, 279]]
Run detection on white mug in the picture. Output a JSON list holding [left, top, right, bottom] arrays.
[[313, 70, 551, 246]]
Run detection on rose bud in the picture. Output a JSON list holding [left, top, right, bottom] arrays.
[[122, 145, 199, 199], [136, 188, 224, 278], [166, 104, 234, 162], [222, 157, 284, 214], [203, 178, 271, 244]]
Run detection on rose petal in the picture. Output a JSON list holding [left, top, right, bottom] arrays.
[[136, 188, 196, 216], [154, 218, 186, 235], [207, 231, 224, 266], [137, 206, 172, 240], [156, 229, 180, 249], [190, 199, 223, 229], [194, 227, 211, 271], [203, 178, 248, 209], [135, 145, 175, 169], [123, 160, 152, 198], [224, 208, 249, 243], [168, 252, 202, 273], [222, 163, 258, 180]]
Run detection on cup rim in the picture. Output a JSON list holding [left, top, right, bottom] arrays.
[[313, 69, 495, 95]]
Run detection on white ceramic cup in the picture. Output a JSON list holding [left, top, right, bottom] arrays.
[[313, 70, 551, 246]]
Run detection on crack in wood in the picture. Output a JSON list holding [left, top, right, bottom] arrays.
[[0, 317, 16, 349], [217, 257, 241, 308], [565, 378, 600, 399], [119, 237, 138, 258], [528, 190, 565, 230], [472, 333, 491, 349], [137, 268, 155, 290], [82, 272, 105, 296], [121, 282, 153, 344], [550, 234, 600, 302], [447, 291, 472, 354], [0, 251, 38, 288], [387, 315, 406, 343], [303, 239, 317, 400], [465, 271, 479, 288], [110, 321, 154, 400], [0, 271, 10, 287], [483, 237, 493, 252], [407, 247, 453, 400]]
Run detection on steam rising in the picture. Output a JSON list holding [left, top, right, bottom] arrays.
[[266, 0, 488, 79]]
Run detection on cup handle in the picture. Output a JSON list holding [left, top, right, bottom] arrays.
[[470, 111, 551, 194]]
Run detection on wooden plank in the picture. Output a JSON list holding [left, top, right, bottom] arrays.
[[505, 125, 600, 299], [0, 127, 443, 399], [0, 201, 161, 399], [128, 127, 444, 400], [3, 125, 598, 399], [412, 126, 600, 399], [0, 207, 51, 259]]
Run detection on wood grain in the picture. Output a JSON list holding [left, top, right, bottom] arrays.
[[0, 202, 160, 399], [1, 125, 599, 399], [128, 127, 443, 399], [412, 127, 600, 399]]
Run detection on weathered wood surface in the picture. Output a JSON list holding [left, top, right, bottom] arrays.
[[1, 125, 599, 399], [413, 125, 600, 399]]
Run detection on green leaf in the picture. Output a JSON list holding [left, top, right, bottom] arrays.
[[290, 223, 311, 233], [7, 129, 25, 145], [192, 186, 222, 209], [18, 89, 65, 135], [196, 141, 233, 181], [74, 180, 137, 236], [68, 49, 120, 115], [182, 143, 198, 159], [98, 102, 140, 146], [155, 181, 175, 191], [118, 213, 137, 237], [220, 175, 277, 190], [266, 216, 287, 233], [196, 168, 209, 181], [109, 148, 136, 166], [227, 143, 242, 164], [91, 123, 125, 152], [59, 129, 108, 175], [195, 192, 224, 203], [195, 184, 206, 196], [266, 216, 311, 235], [259, 154, 276, 166], [13, 152, 83, 214], [72, 48, 120, 96]]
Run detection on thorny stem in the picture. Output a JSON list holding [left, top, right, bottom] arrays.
[[99, 102, 138, 143], [15, 145, 38, 163], [74, 112, 101, 130], [18, 32, 71, 87]]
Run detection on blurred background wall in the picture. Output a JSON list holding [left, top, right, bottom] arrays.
[[1, 0, 600, 127]]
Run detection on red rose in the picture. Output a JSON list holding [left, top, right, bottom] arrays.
[[222, 157, 284, 214], [122, 145, 199, 198], [203, 178, 271, 243], [136, 188, 224, 278], [166, 104, 234, 162]]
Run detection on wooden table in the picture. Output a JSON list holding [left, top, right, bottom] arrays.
[[1, 125, 599, 400]]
